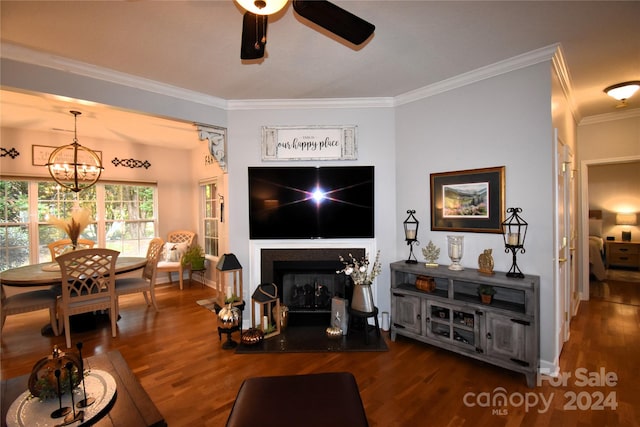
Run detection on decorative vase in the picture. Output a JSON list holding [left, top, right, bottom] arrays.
[[447, 235, 464, 271], [481, 294, 492, 305], [351, 282, 375, 312]]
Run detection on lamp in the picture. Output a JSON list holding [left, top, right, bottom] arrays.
[[216, 253, 244, 306], [616, 212, 637, 242], [403, 209, 419, 264], [604, 81, 640, 108], [501, 207, 528, 279], [46, 111, 103, 193], [235, 0, 287, 15]]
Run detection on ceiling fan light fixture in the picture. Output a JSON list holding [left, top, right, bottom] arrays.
[[236, 0, 287, 15], [603, 81, 640, 101]]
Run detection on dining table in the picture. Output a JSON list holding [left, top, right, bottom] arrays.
[[0, 257, 147, 287], [0, 257, 147, 336]]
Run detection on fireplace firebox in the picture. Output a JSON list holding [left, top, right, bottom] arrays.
[[260, 248, 365, 326]]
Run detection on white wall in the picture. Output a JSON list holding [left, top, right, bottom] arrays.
[[395, 62, 557, 370], [226, 106, 396, 312]]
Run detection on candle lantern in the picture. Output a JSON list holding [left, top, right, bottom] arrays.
[[216, 253, 243, 306], [501, 207, 528, 278], [403, 210, 419, 264]]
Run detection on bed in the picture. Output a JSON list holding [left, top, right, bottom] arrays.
[[588, 210, 607, 281]]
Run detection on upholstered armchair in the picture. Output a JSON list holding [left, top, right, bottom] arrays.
[[156, 230, 196, 290]]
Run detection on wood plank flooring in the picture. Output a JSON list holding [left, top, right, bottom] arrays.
[[2, 281, 639, 427]]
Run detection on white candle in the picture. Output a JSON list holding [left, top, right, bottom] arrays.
[[508, 233, 519, 246], [451, 245, 460, 259], [226, 285, 233, 299], [263, 315, 269, 330], [406, 229, 416, 240]]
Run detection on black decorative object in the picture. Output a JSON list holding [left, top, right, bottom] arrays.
[[1, 147, 20, 158], [111, 157, 151, 169], [403, 210, 419, 264], [76, 342, 95, 408], [502, 207, 528, 278], [64, 362, 84, 424], [50, 369, 71, 419]]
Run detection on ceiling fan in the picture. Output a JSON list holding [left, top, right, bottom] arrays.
[[237, 0, 375, 60]]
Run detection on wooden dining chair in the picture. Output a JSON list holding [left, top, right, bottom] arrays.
[[115, 237, 164, 317], [156, 230, 195, 290], [56, 248, 120, 348], [48, 238, 96, 259], [1, 285, 60, 336]]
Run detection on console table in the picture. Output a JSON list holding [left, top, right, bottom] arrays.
[[390, 261, 540, 387], [1, 350, 166, 427]]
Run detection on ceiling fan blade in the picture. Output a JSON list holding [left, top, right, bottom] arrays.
[[241, 12, 268, 60], [292, 0, 375, 45]]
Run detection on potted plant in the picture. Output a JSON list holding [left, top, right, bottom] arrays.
[[477, 284, 496, 304], [182, 244, 206, 270]]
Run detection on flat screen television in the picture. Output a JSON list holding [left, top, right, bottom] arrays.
[[249, 166, 374, 239]]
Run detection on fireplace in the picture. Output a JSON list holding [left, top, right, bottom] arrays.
[[259, 248, 366, 326]]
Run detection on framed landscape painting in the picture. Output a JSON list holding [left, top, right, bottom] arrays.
[[430, 166, 505, 233]]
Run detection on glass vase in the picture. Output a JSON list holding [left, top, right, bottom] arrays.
[[447, 235, 464, 271]]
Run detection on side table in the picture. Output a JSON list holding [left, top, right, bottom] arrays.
[[348, 307, 380, 345]]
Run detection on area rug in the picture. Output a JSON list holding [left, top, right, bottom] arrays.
[[235, 325, 388, 354], [197, 297, 221, 313]]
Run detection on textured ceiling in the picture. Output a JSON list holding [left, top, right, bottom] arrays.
[[1, 1, 639, 148]]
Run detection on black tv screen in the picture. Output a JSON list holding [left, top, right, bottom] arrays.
[[249, 166, 374, 239]]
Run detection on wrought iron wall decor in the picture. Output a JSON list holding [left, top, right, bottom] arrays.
[[1, 147, 20, 159], [111, 158, 151, 169]]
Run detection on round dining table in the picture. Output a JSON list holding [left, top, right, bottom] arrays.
[[1, 257, 147, 337], [0, 257, 147, 287]]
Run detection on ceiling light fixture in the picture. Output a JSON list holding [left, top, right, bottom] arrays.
[[603, 81, 640, 108], [46, 111, 103, 193], [235, 0, 287, 15]]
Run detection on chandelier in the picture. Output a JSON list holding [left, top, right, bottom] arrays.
[[46, 111, 103, 193]]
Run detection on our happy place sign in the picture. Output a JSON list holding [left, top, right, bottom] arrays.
[[261, 125, 357, 161]]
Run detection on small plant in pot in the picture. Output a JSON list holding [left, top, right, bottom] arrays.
[[182, 244, 206, 270], [477, 285, 496, 304]]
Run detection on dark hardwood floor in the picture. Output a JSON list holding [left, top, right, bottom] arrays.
[[2, 280, 639, 427]]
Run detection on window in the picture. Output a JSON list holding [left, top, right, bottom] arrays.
[[0, 178, 157, 268], [202, 182, 219, 257]]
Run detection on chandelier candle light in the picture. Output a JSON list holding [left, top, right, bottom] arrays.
[[337, 251, 381, 313], [46, 111, 103, 193]]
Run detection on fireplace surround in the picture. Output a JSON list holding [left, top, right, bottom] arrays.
[[249, 240, 376, 328]]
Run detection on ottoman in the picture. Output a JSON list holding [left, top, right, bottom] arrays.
[[225, 372, 369, 427]]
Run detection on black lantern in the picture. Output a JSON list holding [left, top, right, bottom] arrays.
[[403, 210, 419, 264], [501, 207, 528, 278]]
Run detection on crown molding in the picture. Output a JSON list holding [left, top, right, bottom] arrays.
[[394, 44, 562, 107], [551, 45, 581, 124], [226, 97, 394, 110], [579, 107, 640, 126], [0, 42, 228, 110]]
